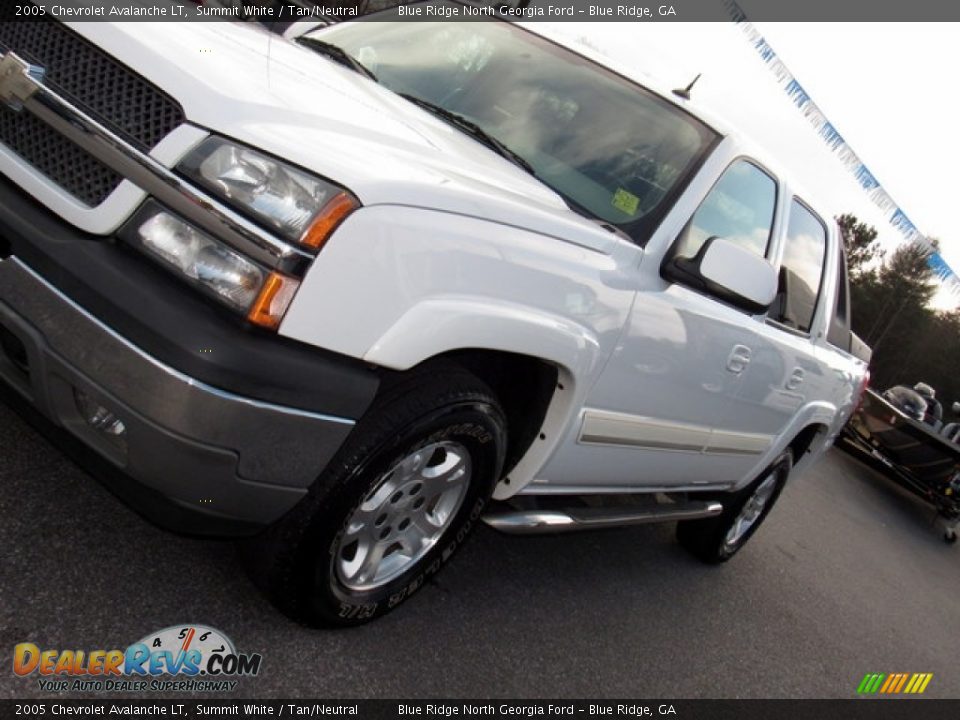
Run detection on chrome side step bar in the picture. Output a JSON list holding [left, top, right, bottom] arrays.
[[482, 501, 723, 535]]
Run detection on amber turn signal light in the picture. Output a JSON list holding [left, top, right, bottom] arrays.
[[299, 192, 359, 250], [247, 272, 301, 330]]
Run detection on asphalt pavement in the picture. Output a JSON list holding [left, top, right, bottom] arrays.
[[2, 398, 958, 699]]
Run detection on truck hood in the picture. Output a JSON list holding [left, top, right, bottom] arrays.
[[70, 22, 617, 254]]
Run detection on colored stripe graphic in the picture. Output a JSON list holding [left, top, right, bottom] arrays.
[[857, 673, 933, 694], [894, 674, 909, 693], [856, 673, 885, 693]]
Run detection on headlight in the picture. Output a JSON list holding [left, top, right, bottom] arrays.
[[123, 201, 300, 330], [178, 137, 358, 250], [139, 212, 264, 310]]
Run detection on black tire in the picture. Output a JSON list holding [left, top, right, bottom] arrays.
[[241, 361, 507, 627], [677, 449, 793, 563], [945, 529, 958, 545]]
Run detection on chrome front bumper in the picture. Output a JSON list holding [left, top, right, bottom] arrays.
[[0, 256, 356, 530]]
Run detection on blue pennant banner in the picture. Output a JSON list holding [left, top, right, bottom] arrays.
[[724, 0, 960, 298]]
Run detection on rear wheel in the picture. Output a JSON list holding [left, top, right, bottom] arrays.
[[678, 450, 792, 563], [242, 362, 507, 626]]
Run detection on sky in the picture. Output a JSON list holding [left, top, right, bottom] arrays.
[[539, 22, 960, 310]]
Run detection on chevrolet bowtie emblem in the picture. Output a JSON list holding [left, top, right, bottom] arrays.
[[0, 52, 45, 111]]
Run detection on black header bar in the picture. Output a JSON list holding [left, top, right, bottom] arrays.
[[2, 0, 960, 23], [3, 700, 960, 720]]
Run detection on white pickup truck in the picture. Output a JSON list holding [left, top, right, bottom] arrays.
[[0, 6, 869, 625]]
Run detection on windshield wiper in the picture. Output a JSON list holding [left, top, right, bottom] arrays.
[[296, 37, 377, 82], [399, 94, 536, 176]]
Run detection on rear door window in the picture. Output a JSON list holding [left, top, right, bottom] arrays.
[[827, 231, 852, 350]]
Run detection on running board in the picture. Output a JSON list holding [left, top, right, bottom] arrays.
[[482, 501, 724, 535]]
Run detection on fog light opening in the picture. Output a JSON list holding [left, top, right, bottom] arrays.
[[0, 326, 29, 377], [74, 389, 127, 440]]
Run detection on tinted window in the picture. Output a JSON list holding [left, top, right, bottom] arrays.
[[673, 160, 777, 261], [316, 18, 718, 241], [773, 200, 827, 333], [827, 233, 852, 350]]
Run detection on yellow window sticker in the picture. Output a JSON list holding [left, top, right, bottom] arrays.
[[612, 188, 640, 216]]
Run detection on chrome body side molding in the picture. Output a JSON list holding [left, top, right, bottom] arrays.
[[579, 408, 773, 456]]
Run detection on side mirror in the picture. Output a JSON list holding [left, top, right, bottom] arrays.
[[662, 237, 777, 314]]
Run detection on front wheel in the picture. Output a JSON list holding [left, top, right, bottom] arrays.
[[678, 449, 793, 563], [242, 363, 507, 626]]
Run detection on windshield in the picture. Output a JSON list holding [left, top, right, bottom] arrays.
[[312, 15, 718, 242]]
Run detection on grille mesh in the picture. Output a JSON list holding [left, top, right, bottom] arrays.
[[0, 18, 185, 206], [0, 110, 123, 207]]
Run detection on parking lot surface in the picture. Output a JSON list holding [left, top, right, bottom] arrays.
[[2, 398, 958, 699]]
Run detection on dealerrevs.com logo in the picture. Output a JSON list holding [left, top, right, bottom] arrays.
[[13, 625, 262, 693]]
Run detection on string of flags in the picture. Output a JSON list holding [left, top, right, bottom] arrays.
[[723, 0, 960, 299]]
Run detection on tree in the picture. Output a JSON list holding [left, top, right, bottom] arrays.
[[839, 214, 886, 351], [837, 212, 883, 278], [838, 214, 957, 412], [904, 310, 960, 409], [865, 243, 938, 387]]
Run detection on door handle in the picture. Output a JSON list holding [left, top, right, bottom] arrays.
[[786, 367, 805, 390], [726, 344, 752, 374]]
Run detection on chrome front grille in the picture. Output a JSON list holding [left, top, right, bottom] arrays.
[[0, 17, 185, 206]]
